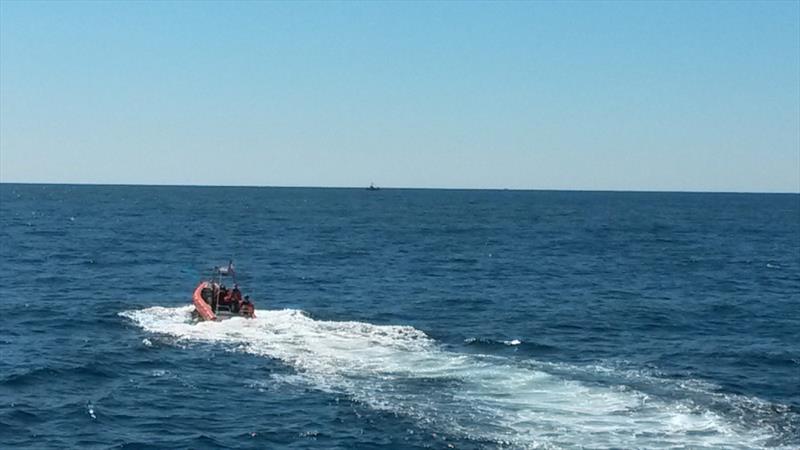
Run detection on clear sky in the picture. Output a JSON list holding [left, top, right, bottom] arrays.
[[1, 1, 798, 192]]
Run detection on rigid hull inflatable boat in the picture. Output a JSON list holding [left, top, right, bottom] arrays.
[[192, 262, 256, 321]]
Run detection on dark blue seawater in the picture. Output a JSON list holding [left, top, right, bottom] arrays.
[[1, 184, 798, 449]]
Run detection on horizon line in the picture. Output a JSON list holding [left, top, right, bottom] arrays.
[[1, 181, 798, 195]]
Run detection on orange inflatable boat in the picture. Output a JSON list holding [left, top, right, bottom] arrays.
[[191, 262, 256, 321]]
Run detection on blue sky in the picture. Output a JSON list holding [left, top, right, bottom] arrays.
[[1, 1, 798, 192]]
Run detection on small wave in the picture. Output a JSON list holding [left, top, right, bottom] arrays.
[[464, 337, 522, 347], [463, 337, 555, 353], [0, 405, 40, 425], [120, 306, 797, 449], [1, 363, 115, 387]]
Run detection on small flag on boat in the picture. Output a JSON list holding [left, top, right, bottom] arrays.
[[216, 261, 235, 276]]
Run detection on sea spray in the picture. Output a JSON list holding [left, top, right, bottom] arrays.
[[121, 306, 793, 449]]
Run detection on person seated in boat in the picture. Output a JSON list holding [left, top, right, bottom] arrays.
[[239, 295, 255, 317], [225, 285, 242, 311], [215, 284, 240, 310], [230, 284, 243, 303], [217, 285, 229, 305]]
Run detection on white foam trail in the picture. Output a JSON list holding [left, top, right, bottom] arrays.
[[120, 306, 789, 449]]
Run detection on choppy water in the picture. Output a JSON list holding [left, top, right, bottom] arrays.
[[1, 184, 798, 449]]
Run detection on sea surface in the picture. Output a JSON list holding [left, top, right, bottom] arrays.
[[1, 184, 798, 449]]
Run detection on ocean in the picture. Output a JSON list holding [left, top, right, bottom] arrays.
[[1, 184, 798, 449]]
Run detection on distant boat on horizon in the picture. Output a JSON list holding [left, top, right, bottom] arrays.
[[367, 182, 380, 191]]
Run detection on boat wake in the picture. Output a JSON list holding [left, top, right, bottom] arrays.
[[120, 306, 797, 449]]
